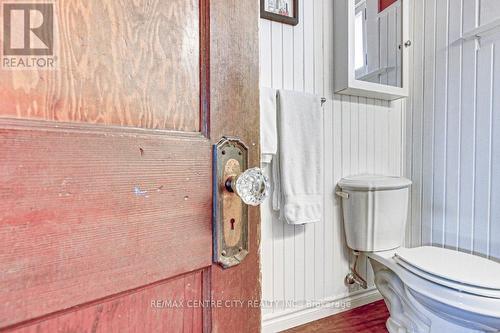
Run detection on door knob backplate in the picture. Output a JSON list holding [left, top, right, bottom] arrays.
[[213, 137, 249, 268]]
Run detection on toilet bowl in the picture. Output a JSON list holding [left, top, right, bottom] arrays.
[[337, 175, 500, 333], [368, 248, 500, 333]]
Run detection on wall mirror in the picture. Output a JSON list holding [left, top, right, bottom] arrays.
[[334, 0, 410, 100]]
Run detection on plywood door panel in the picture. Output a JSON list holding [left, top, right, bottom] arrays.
[[8, 270, 205, 333], [0, 0, 200, 131], [1, 0, 262, 330], [0, 122, 211, 328], [0, 0, 213, 329]]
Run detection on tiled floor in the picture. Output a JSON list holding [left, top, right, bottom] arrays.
[[283, 300, 389, 333]]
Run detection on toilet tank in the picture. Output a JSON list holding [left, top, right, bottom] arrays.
[[337, 175, 412, 252]]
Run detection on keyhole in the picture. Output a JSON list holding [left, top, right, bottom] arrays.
[[230, 218, 235, 230]]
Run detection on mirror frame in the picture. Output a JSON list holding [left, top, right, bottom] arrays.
[[334, 0, 410, 100]]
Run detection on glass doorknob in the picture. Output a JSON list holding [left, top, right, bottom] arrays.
[[225, 167, 270, 206]]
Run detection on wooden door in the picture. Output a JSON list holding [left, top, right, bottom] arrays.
[[0, 0, 260, 332]]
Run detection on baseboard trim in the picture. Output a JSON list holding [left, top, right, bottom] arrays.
[[262, 289, 383, 333]]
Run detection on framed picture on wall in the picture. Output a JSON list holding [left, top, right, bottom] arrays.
[[260, 0, 299, 26]]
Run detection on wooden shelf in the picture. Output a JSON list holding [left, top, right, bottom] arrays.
[[458, 18, 500, 42]]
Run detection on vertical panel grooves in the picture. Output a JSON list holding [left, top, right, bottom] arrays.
[[419, 0, 426, 246], [471, 28, 478, 254], [429, 0, 437, 245], [442, 0, 450, 247], [456, 0, 464, 251], [409, 0, 499, 261], [487, 44, 495, 258], [476, 0, 481, 26], [312, 0, 317, 300], [321, 0, 327, 296], [422, 0, 429, 245], [260, 0, 405, 325]]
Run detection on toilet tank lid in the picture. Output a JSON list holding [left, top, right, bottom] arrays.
[[338, 174, 412, 191]]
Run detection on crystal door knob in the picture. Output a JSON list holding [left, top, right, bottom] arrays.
[[225, 167, 270, 206]]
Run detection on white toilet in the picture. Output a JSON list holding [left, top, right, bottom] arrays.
[[337, 174, 500, 333]]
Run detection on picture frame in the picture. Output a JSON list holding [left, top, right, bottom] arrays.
[[260, 0, 299, 26]]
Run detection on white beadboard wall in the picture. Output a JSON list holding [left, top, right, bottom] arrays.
[[407, 0, 500, 262], [259, 0, 406, 331]]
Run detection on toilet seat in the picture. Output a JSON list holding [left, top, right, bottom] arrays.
[[367, 248, 500, 330], [394, 246, 500, 299]]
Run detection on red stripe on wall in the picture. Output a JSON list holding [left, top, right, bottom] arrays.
[[379, 0, 397, 12]]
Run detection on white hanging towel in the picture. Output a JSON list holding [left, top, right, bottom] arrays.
[[273, 90, 323, 225], [259, 87, 278, 164]]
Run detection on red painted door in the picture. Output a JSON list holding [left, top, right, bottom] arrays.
[[379, 0, 398, 12], [0, 0, 260, 332]]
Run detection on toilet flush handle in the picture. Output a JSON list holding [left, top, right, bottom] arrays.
[[336, 191, 349, 199]]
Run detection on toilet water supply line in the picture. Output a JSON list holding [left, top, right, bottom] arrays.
[[346, 252, 368, 289], [335, 191, 368, 289]]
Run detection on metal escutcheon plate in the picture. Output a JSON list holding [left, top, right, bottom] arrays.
[[212, 137, 249, 268]]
